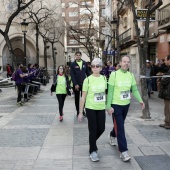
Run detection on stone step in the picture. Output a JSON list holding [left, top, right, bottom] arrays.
[[0, 84, 15, 88]]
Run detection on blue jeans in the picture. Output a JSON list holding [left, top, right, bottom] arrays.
[[146, 79, 152, 94], [110, 104, 130, 152]]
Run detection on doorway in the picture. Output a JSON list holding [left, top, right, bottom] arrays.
[[14, 48, 25, 65]]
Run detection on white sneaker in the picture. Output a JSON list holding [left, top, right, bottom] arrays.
[[120, 151, 131, 162], [89, 151, 99, 162], [108, 135, 117, 146]]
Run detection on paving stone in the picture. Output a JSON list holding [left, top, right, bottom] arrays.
[[0, 129, 49, 147], [139, 146, 165, 155], [22, 106, 58, 113], [0, 106, 18, 113], [135, 125, 170, 142], [134, 155, 170, 170], [7, 115, 55, 126]]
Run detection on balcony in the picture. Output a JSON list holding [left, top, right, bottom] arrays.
[[119, 28, 136, 48], [158, 3, 170, 30]]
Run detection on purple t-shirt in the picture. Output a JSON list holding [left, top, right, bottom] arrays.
[[15, 69, 24, 84]]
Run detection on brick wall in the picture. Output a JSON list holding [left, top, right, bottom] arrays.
[[157, 33, 170, 59]]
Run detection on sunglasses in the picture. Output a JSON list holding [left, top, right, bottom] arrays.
[[91, 65, 101, 68]]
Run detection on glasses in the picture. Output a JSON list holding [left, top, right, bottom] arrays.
[[91, 65, 101, 68]]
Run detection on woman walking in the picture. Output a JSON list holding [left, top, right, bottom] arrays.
[[78, 58, 107, 162], [51, 65, 71, 121]]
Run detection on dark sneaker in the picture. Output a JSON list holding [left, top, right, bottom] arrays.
[[159, 124, 166, 127], [165, 125, 170, 129], [17, 101, 23, 106], [90, 151, 99, 162], [120, 151, 131, 162]]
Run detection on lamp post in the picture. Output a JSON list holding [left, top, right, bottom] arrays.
[[21, 19, 28, 66], [110, 18, 118, 64]]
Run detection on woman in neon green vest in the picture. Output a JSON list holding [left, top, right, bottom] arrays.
[[51, 65, 71, 121], [78, 58, 107, 162]]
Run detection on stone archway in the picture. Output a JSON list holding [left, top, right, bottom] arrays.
[[13, 48, 25, 65]]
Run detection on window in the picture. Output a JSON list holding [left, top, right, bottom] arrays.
[[72, 48, 79, 53], [69, 39, 78, 44], [69, 21, 78, 26], [62, 12, 65, 17], [61, 3, 65, 8], [69, 12, 78, 17], [102, 9, 106, 16], [69, 2, 78, 7], [82, 1, 91, 5]]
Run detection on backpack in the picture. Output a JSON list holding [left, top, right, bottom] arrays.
[[12, 71, 16, 81]]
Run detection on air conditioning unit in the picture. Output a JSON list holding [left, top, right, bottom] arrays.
[[139, 26, 145, 37]]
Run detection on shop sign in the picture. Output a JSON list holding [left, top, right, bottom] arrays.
[[136, 9, 156, 21]]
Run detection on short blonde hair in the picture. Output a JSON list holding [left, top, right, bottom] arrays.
[[91, 58, 102, 66]]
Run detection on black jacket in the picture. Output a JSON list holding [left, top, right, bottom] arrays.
[[158, 67, 170, 100], [70, 60, 90, 86], [50, 75, 71, 95]]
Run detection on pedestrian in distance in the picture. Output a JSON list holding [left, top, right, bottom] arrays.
[[158, 55, 170, 129], [70, 51, 90, 117], [78, 58, 107, 162], [15, 63, 29, 106], [106, 56, 145, 162], [51, 65, 72, 121]]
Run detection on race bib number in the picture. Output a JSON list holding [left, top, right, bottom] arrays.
[[120, 90, 131, 100], [94, 92, 106, 102]]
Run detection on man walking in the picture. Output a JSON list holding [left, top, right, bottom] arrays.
[[159, 55, 170, 129], [106, 56, 145, 162], [70, 51, 90, 117]]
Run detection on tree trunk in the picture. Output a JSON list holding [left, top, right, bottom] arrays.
[[138, 45, 151, 119], [51, 42, 56, 76], [36, 24, 39, 64], [43, 39, 47, 68], [4, 35, 16, 69]]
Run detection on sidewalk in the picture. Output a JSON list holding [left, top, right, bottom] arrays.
[[0, 81, 170, 170]]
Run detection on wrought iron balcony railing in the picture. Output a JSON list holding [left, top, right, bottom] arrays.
[[158, 3, 170, 29]]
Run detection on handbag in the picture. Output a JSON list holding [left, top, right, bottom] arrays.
[[50, 84, 56, 92]]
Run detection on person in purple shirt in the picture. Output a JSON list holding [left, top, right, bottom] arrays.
[[107, 61, 115, 76], [15, 63, 28, 106], [100, 62, 109, 79]]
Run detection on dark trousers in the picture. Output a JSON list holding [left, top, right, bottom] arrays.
[[151, 78, 157, 91], [110, 104, 130, 153], [73, 85, 82, 113], [16, 84, 23, 102], [164, 100, 170, 126], [56, 94, 67, 116], [86, 108, 105, 154], [146, 79, 152, 95]]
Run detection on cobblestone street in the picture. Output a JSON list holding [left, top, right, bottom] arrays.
[[0, 81, 170, 170]]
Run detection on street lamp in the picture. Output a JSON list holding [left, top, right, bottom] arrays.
[[110, 18, 118, 63], [21, 19, 29, 65]]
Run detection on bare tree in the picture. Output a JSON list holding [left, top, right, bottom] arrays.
[[39, 17, 64, 72], [0, 0, 35, 68], [65, 1, 99, 62], [128, 0, 163, 118], [25, 0, 56, 64]]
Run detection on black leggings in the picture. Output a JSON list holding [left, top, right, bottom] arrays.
[[16, 83, 23, 102], [73, 85, 82, 113], [86, 108, 106, 154], [56, 94, 67, 116]]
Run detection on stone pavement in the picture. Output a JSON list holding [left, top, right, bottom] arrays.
[[0, 79, 170, 170]]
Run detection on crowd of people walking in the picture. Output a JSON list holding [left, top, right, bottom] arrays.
[[4, 51, 169, 163]]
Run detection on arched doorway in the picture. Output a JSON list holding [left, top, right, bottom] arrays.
[[14, 48, 25, 65]]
